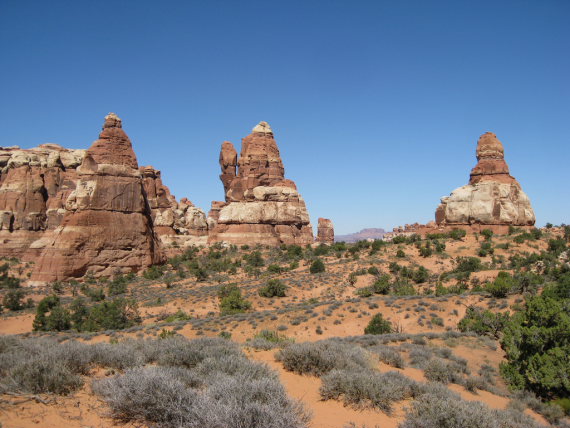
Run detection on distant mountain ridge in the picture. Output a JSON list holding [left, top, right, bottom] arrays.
[[335, 228, 386, 243]]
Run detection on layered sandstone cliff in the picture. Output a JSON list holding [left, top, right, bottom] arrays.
[[208, 122, 314, 245], [30, 114, 164, 282], [436, 132, 535, 231]]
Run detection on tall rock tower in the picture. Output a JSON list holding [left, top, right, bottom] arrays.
[[31, 113, 163, 282], [208, 122, 314, 245], [436, 132, 535, 232]]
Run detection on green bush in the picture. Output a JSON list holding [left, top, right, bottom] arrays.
[[481, 229, 494, 240], [259, 279, 287, 298], [143, 265, 166, 280], [454, 257, 482, 273], [396, 249, 406, 258], [244, 251, 264, 267], [364, 313, 393, 335], [3, 289, 26, 311], [309, 259, 326, 274], [485, 271, 515, 298], [458, 306, 509, 338], [449, 229, 467, 240], [372, 275, 391, 294], [500, 279, 570, 398], [218, 285, 251, 315]]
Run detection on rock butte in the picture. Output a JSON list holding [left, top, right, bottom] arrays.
[[0, 114, 208, 284], [435, 132, 535, 234], [317, 218, 334, 244], [208, 121, 314, 245]]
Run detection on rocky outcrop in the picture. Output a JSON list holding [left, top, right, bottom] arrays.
[[436, 132, 535, 232], [140, 166, 208, 247], [317, 218, 334, 244], [208, 122, 314, 245], [0, 144, 85, 258], [30, 114, 165, 283]]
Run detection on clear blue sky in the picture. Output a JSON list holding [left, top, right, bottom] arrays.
[[1, 0, 568, 234]]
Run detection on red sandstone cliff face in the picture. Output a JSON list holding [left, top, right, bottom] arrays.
[[0, 144, 85, 258], [208, 122, 314, 246], [436, 132, 535, 229], [317, 218, 334, 244], [30, 113, 164, 283]]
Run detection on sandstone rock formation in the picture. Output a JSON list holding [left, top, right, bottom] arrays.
[[0, 144, 85, 258], [30, 113, 165, 282], [208, 122, 314, 245], [140, 166, 208, 247], [316, 218, 334, 244], [436, 132, 535, 232]]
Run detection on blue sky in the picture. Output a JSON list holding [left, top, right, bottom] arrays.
[[1, 0, 568, 234]]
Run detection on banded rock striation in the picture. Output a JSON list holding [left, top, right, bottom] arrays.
[[436, 132, 535, 232], [208, 122, 314, 245]]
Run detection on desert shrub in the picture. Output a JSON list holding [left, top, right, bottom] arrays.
[[454, 257, 482, 273], [372, 346, 404, 368], [314, 244, 330, 256], [423, 358, 452, 383], [320, 369, 417, 413], [400, 392, 543, 428], [356, 287, 373, 297], [485, 271, 515, 298], [396, 249, 406, 258], [458, 306, 509, 338], [372, 275, 391, 294], [93, 338, 309, 428], [259, 279, 287, 298], [247, 330, 291, 350], [3, 289, 26, 311], [481, 229, 494, 240], [412, 266, 429, 284], [156, 337, 242, 369], [143, 265, 166, 280], [218, 284, 251, 315], [0, 337, 90, 394], [0, 263, 20, 289], [244, 250, 264, 267], [275, 340, 369, 376], [310, 259, 326, 274], [81, 298, 141, 332], [107, 275, 130, 296], [479, 241, 494, 257], [368, 266, 380, 275], [500, 280, 570, 398], [364, 313, 393, 335], [449, 229, 467, 240]]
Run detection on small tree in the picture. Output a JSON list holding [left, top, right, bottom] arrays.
[[364, 313, 393, 335], [310, 259, 325, 274]]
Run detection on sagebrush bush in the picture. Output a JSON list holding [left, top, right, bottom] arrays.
[[275, 340, 370, 376], [400, 392, 543, 428], [320, 368, 417, 413], [372, 345, 404, 368]]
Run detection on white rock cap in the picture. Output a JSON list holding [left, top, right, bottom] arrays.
[[252, 121, 273, 134]]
